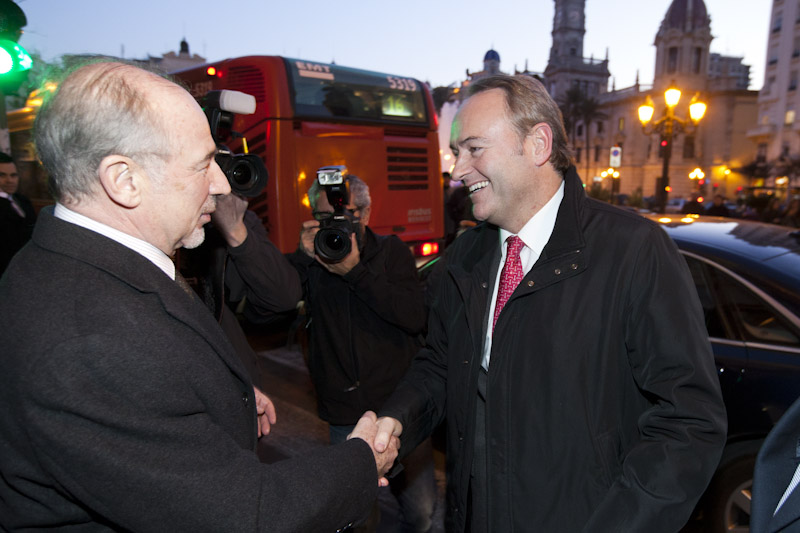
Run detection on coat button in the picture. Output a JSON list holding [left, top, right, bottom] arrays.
[[571, 263, 578, 270], [554, 268, 561, 275], [481, 281, 488, 289], [527, 281, 534, 287], [242, 393, 249, 406]]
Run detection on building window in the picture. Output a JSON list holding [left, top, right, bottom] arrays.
[[766, 76, 776, 94], [570, 48, 577, 56], [773, 12, 783, 32], [782, 144, 791, 157], [770, 47, 779, 65], [577, 124, 583, 136], [692, 48, 702, 74], [597, 121, 604, 134], [594, 145, 601, 162], [576, 147, 582, 163], [786, 109, 796, 125], [794, 37, 800, 57], [757, 143, 767, 163], [647, 141, 653, 160], [618, 117, 625, 131], [683, 135, 696, 159], [667, 47, 679, 73], [790, 71, 798, 91]]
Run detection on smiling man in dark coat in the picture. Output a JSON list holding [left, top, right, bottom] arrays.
[[373, 75, 727, 532], [0, 61, 397, 531]]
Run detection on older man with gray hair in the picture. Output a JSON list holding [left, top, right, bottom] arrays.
[[0, 61, 397, 531]]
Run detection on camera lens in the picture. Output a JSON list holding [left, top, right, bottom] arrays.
[[216, 152, 269, 198], [231, 161, 253, 186], [315, 227, 352, 262], [324, 232, 346, 251]]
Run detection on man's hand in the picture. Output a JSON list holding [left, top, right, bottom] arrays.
[[317, 233, 360, 276], [299, 219, 319, 258], [348, 411, 400, 486], [213, 194, 249, 247], [374, 416, 403, 453], [253, 387, 277, 438]]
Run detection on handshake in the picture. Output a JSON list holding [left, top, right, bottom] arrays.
[[347, 412, 404, 486]]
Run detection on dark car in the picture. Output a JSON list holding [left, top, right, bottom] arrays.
[[422, 215, 800, 532], [647, 214, 800, 532]]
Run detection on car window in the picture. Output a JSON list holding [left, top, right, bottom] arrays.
[[714, 268, 800, 347], [684, 255, 737, 340], [684, 253, 800, 348]]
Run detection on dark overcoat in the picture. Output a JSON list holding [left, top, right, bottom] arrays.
[[381, 169, 728, 532], [0, 209, 376, 532]]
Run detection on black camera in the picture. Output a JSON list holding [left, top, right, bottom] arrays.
[[314, 165, 361, 262], [203, 90, 268, 197]]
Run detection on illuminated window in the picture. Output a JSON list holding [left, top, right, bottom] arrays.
[[618, 117, 625, 131], [785, 109, 796, 125]]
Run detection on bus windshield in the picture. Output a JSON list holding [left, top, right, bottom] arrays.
[[284, 58, 428, 125]]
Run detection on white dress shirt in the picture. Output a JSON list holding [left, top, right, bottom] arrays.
[[54, 203, 175, 280], [776, 461, 800, 515], [482, 180, 565, 369]]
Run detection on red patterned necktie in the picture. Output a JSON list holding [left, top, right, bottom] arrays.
[[493, 235, 525, 332]]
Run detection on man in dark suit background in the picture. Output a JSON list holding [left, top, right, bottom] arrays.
[[752, 396, 800, 532], [0, 151, 36, 275], [0, 61, 398, 531]]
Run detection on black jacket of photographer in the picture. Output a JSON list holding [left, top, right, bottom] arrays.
[[289, 226, 426, 425], [180, 210, 302, 384]]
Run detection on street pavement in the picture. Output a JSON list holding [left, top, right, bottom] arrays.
[[252, 339, 446, 533]]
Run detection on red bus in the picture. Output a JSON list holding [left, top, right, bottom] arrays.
[[172, 56, 443, 258]]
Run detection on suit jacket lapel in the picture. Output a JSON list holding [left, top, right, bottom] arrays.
[[32, 209, 252, 387]]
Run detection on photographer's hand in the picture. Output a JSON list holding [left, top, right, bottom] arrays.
[[317, 233, 360, 276], [213, 194, 249, 247], [299, 220, 320, 258]]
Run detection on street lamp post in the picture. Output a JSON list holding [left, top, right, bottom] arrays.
[[638, 82, 707, 213], [600, 167, 621, 200]]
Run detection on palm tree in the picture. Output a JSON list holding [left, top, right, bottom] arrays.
[[557, 88, 584, 149], [579, 96, 607, 181]]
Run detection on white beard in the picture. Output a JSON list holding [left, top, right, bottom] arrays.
[[180, 226, 206, 250]]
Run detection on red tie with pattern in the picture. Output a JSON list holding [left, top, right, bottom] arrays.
[[493, 235, 525, 331]]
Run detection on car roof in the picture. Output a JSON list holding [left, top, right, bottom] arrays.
[[644, 214, 800, 308]]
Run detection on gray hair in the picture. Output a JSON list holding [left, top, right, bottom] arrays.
[[469, 75, 573, 174], [34, 61, 175, 202], [308, 174, 371, 210]]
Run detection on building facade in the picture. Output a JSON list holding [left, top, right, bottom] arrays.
[[747, 0, 800, 193], [568, 0, 758, 202]]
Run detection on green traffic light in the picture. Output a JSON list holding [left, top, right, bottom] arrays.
[[0, 46, 12, 75], [0, 39, 32, 75]]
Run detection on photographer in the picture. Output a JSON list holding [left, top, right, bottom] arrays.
[[178, 192, 302, 433], [289, 174, 435, 532]]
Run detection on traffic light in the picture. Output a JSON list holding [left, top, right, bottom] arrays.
[[0, 38, 31, 92], [0, 0, 30, 93], [659, 137, 669, 158]]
